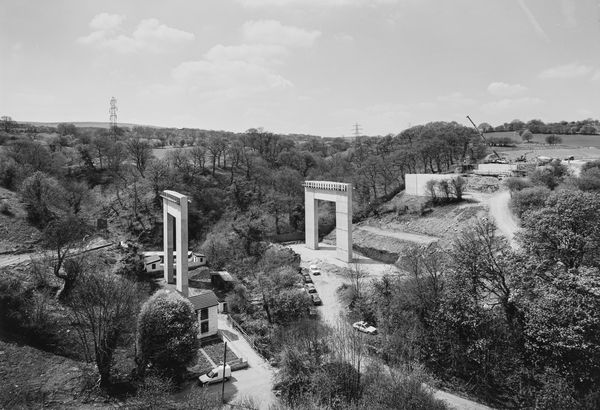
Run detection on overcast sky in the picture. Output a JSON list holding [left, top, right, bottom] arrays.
[[1, 0, 599, 137]]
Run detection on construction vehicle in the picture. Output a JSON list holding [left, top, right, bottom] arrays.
[[466, 115, 508, 163]]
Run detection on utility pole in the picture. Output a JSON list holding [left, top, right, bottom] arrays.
[[109, 96, 118, 138], [352, 123, 363, 139], [221, 341, 227, 404]]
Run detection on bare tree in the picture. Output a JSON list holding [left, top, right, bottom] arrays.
[[42, 215, 91, 300], [68, 269, 140, 388], [126, 136, 153, 177]]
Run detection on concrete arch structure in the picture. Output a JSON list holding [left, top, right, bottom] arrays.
[[161, 190, 190, 296], [304, 181, 353, 262]]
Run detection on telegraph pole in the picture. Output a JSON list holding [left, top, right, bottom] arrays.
[[109, 96, 118, 138]]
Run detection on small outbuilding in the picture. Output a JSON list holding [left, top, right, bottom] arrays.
[[211, 271, 236, 291], [188, 290, 219, 338]]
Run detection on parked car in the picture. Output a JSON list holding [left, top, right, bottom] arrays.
[[199, 364, 231, 385], [303, 273, 313, 283], [309, 265, 321, 275], [311, 293, 322, 305], [305, 283, 317, 293], [352, 321, 377, 335]]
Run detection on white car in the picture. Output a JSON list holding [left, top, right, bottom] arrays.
[[309, 265, 321, 275], [199, 364, 231, 385], [352, 321, 377, 335]]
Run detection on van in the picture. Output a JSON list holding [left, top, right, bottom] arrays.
[[199, 364, 231, 385]]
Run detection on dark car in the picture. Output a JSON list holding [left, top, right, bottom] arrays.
[[311, 293, 322, 305]]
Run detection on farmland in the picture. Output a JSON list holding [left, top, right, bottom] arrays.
[[484, 131, 600, 148]]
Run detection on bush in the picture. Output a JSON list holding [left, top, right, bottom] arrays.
[[511, 186, 551, 217], [505, 177, 533, 193], [545, 134, 562, 145], [0, 201, 11, 216], [137, 290, 199, 379]]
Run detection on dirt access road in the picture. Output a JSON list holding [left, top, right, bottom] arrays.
[[355, 226, 438, 244], [465, 190, 519, 247], [0, 238, 114, 269], [289, 243, 493, 410]]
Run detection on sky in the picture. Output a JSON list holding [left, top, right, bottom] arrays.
[[1, 0, 599, 137]]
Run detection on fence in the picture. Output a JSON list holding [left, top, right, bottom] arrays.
[[226, 314, 271, 362]]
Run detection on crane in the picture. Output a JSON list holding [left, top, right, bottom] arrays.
[[466, 115, 505, 163]]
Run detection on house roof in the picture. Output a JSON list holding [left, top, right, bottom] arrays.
[[211, 271, 235, 282], [188, 291, 219, 310], [144, 256, 161, 265]]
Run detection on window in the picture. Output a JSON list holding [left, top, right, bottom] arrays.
[[152, 264, 156, 270], [201, 321, 209, 334], [200, 308, 208, 320]]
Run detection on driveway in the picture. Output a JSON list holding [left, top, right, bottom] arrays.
[[216, 314, 277, 409]]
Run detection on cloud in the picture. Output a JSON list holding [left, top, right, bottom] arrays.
[[172, 59, 293, 98], [436, 92, 475, 106], [517, 0, 549, 41], [89, 12, 125, 31], [482, 97, 544, 112], [78, 14, 194, 53], [539, 62, 593, 79], [205, 44, 288, 65], [242, 20, 321, 48], [237, 0, 399, 7], [487, 82, 528, 97]]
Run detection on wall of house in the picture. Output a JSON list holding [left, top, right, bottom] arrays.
[[198, 305, 219, 338], [405, 174, 458, 196]]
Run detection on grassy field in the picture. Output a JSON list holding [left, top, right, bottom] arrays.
[[485, 131, 600, 148]]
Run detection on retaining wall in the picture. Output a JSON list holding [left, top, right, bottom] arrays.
[[405, 174, 459, 196]]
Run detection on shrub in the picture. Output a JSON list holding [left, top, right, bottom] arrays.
[[137, 290, 199, 379], [511, 186, 551, 217], [545, 134, 562, 145], [505, 177, 533, 193], [0, 201, 11, 216]]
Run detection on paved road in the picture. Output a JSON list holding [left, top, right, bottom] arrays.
[[289, 243, 493, 410], [217, 314, 277, 409], [356, 225, 439, 244]]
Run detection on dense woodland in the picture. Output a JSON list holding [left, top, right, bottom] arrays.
[[1, 118, 600, 409]]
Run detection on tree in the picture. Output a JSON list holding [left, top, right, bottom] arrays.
[[57, 123, 77, 136], [545, 134, 562, 145], [20, 171, 62, 227], [126, 136, 152, 177], [42, 215, 91, 300], [1, 116, 16, 132], [521, 129, 533, 143], [510, 186, 551, 217], [68, 269, 140, 388], [137, 290, 199, 378], [519, 191, 600, 270]]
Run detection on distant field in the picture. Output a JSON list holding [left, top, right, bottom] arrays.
[[152, 146, 196, 159], [485, 131, 600, 148]]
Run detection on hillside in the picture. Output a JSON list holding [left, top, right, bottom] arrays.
[[0, 187, 41, 254]]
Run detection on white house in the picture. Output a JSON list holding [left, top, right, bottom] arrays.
[[142, 251, 206, 273], [187, 290, 219, 338]]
